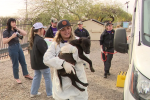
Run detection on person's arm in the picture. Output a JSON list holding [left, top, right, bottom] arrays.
[[100, 45, 103, 53], [3, 30, 17, 44], [85, 29, 90, 37], [36, 39, 48, 55], [45, 27, 51, 38], [43, 42, 75, 74], [43, 42, 65, 69], [74, 29, 78, 36], [100, 33, 104, 52], [15, 27, 27, 36], [3, 34, 17, 44]]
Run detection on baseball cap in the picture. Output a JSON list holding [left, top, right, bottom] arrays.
[[77, 21, 83, 25], [57, 20, 71, 30], [106, 22, 113, 26], [33, 22, 47, 29], [51, 18, 58, 23]]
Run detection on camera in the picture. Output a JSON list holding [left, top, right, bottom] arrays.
[[16, 31, 23, 39]]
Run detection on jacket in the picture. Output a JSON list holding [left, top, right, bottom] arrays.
[[30, 34, 48, 70], [45, 26, 55, 38], [43, 42, 88, 100], [100, 29, 115, 48], [74, 28, 90, 37]]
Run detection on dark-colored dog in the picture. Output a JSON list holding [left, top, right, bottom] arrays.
[[57, 37, 95, 91]]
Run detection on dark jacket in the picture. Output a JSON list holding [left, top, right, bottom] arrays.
[[30, 34, 48, 70], [45, 26, 54, 38], [74, 28, 90, 37], [100, 29, 115, 48]]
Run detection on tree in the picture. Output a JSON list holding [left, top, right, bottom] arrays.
[[18, 0, 132, 25], [86, 1, 132, 22]]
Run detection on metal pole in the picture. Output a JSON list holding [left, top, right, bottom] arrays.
[[25, 0, 28, 19], [125, 1, 130, 13]]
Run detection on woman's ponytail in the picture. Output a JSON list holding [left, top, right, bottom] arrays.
[[29, 27, 35, 50]]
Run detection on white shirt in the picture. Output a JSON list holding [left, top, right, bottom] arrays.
[[43, 41, 88, 100]]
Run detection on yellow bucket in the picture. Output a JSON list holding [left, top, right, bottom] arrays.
[[116, 71, 127, 87]]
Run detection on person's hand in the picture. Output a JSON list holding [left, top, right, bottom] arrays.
[[11, 33, 17, 38], [63, 61, 75, 74], [13, 26, 17, 30], [101, 48, 103, 53]]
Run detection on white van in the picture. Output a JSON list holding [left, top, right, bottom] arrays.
[[114, 0, 150, 100]]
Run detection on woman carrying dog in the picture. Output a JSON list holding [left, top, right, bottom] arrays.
[[2, 18, 33, 84], [100, 21, 115, 78], [43, 20, 88, 100], [29, 22, 52, 98]]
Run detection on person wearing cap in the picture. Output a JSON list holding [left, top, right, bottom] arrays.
[[2, 18, 33, 84], [43, 20, 88, 100], [100, 21, 115, 78], [45, 18, 58, 38], [74, 21, 90, 38], [29, 22, 52, 98], [75, 21, 90, 68]]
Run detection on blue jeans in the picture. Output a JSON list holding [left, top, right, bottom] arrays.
[[8, 43, 28, 79], [30, 68, 52, 96]]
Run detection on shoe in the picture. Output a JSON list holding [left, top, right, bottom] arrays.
[[25, 75, 33, 80], [47, 95, 52, 98], [104, 73, 107, 78], [30, 92, 41, 98], [15, 79, 22, 84]]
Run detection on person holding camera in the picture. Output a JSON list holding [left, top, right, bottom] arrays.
[[2, 18, 33, 84]]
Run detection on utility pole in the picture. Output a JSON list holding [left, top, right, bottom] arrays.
[[125, 1, 130, 13], [25, 0, 28, 19]]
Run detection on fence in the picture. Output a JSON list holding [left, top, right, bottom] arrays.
[[0, 18, 32, 60]]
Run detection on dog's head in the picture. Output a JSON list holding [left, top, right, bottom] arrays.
[[78, 36, 91, 54]]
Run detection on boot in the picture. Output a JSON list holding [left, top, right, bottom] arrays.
[[107, 71, 110, 75], [104, 73, 107, 78], [106, 70, 110, 75]]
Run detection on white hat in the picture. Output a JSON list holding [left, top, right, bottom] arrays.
[[33, 22, 47, 29]]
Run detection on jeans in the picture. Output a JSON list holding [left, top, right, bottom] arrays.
[[30, 68, 52, 96], [8, 43, 28, 79]]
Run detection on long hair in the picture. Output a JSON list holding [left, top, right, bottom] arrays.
[[53, 26, 75, 45], [7, 18, 16, 33], [29, 27, 39, 50]]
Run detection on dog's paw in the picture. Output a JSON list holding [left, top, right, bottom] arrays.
[[80, 88, 85, 92], [83, 83, 89, 87], [90, 68, 95, 72]]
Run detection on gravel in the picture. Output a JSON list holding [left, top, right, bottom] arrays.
[[0, 40, 129, 100]]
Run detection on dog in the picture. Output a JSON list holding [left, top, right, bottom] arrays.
[[57, 37, 95, 91]]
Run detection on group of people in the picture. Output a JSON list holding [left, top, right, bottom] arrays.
[[2, 17, 115, 100]]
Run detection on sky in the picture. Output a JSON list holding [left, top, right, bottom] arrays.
[[0, 0, 135, 17], [0, 0, 25, 17]]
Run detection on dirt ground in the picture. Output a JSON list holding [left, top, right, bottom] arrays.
[[0, 40, 129, 100]]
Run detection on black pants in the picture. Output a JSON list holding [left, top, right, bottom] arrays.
[[102, 47, 114, 73]]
